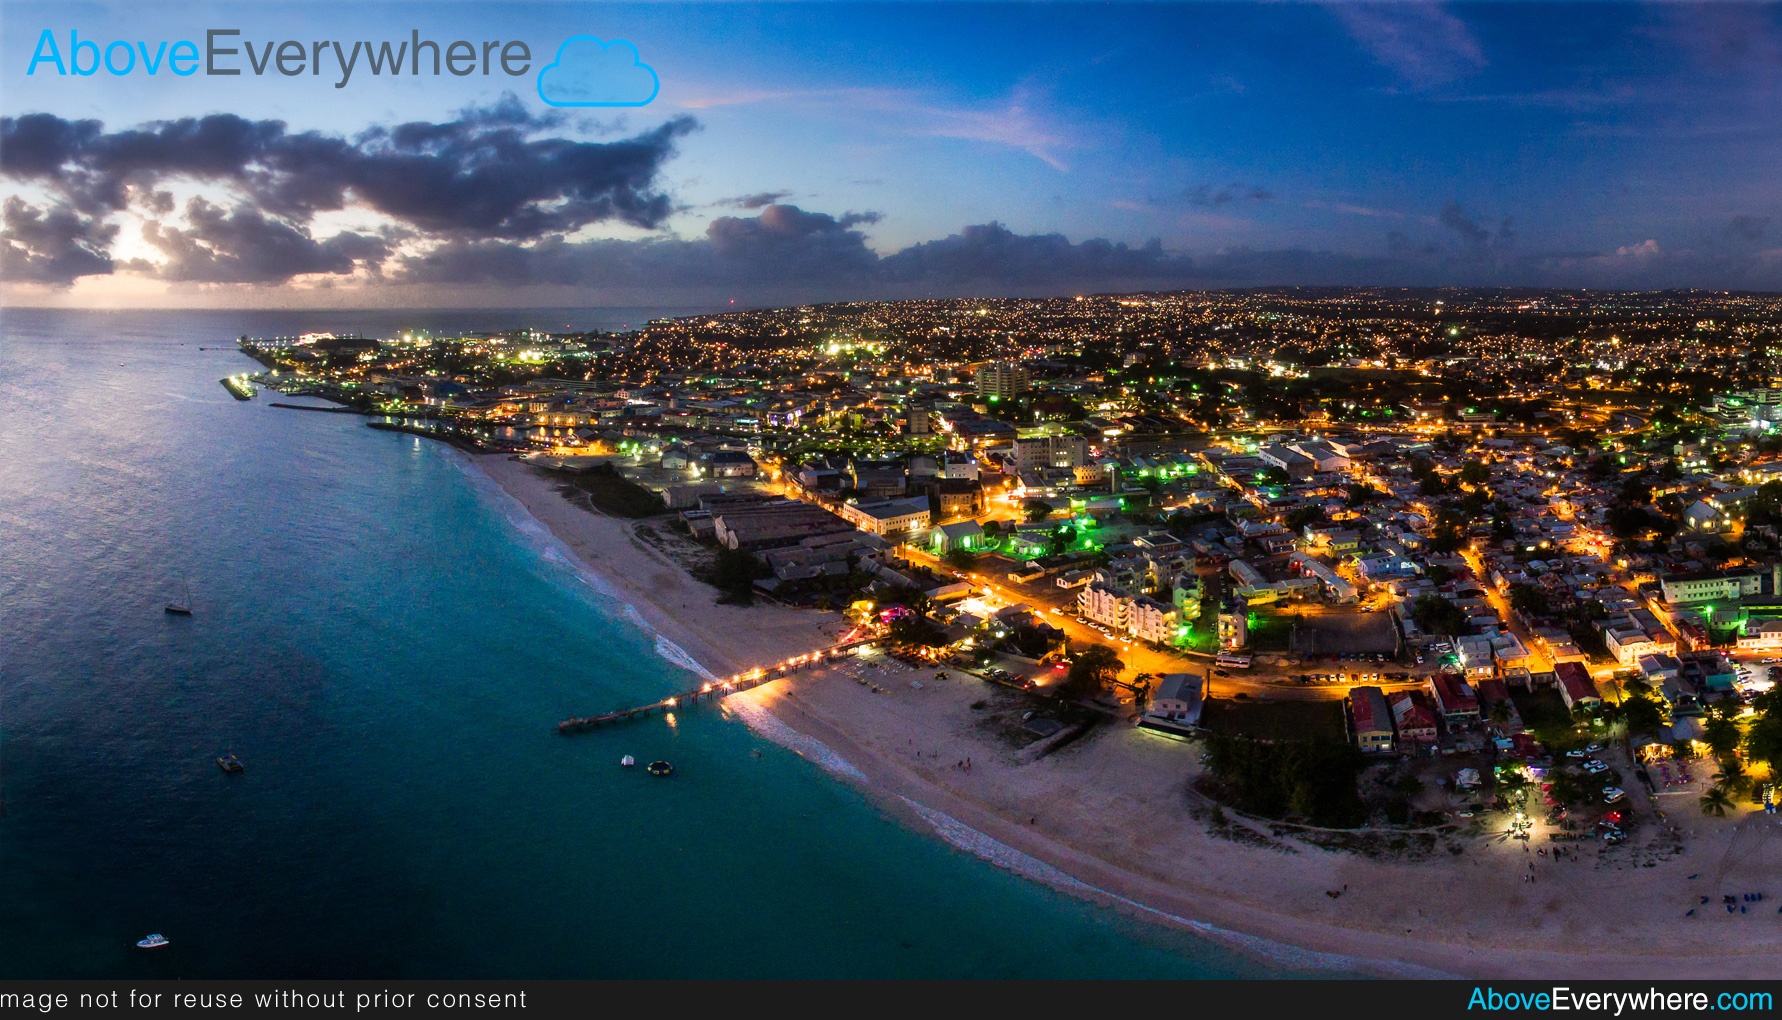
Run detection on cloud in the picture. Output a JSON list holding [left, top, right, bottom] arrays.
[[0, 197, 116, 285], [1331, 2, 1487, 88], [1727, 215, 1769, 244], [1187, 183, 1273, 207], [1438, 200, 1491, 245], [537, 37, 660, 107], [0, 101, 696, 283], [718, 191, 792, 209], [129, 198, 390, 284]]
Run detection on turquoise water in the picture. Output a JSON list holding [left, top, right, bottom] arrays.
[[0, 308, 1303, 979]]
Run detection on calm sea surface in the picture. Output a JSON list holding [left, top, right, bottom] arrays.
[[0, 307, 1310, 978]]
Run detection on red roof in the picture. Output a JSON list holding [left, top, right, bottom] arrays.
[[1555, 661, 1600, 702], [1428, 673, 1479, 713]]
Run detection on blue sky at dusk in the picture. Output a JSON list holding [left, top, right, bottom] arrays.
[[7, 1, 1782, 307]]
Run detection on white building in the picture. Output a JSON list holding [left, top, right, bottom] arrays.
[[838, 497, 932, 537]]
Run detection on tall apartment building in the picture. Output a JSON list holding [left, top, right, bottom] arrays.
[[1011, 434, 1089, 475], [975, 361, 1030, 402]]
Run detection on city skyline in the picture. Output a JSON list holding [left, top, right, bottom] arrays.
[[10, 2, 1782, 308]]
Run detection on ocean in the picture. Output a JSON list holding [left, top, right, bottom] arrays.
[[0, 307, 1312, 979]]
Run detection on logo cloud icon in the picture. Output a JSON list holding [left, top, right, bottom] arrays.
[[537, 36, 658, 107]]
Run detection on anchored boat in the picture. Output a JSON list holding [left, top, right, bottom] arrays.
[[620, 755, 636, 768], [136, 934, 169, 949]]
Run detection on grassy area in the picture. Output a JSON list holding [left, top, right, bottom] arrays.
[[1200, 699, 1346, 743], [1509, 685, 1587, 749], [1246, 612, 1294, 652], [564, 465, 666, 518]]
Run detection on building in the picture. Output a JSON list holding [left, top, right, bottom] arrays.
[[1389, 691, 1440, 746], [1126, 595, 1178, 646], [1428, 673, 1481, 725], [1454, 635, 1497, 679], [1554, 661, 1602, 711], [1661, 569, 1765, 606], [1350, 686, 1395, 753], [837, 497, 932, 537], [928, 520, 985, 554], [701, 450, 758, 478], [1141, 672, 1205, 732], [713, 503, 855, 550], [1738, 617, 1782, 651], [848, 459, 907, 499], [975, 361, 1030, 402], [1079, 581, 1129, 629], [1012, 434, 1089, 476]]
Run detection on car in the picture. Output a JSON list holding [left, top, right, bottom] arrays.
[[1214, 668, 1230, 677], [1585, 743, 1605, 753], [1602, 787, 1627, 804], [1566, 749, 1587, 759], [1602, 830, 1627, 844]]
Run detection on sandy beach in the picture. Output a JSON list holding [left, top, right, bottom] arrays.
[[475, 453, 1782, 979]]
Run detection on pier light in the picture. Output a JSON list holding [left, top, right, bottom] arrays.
[[665, 697, 677, 708]]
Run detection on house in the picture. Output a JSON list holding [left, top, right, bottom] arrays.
[[1142, 672, 1205, 732], [1554, 661, 1602, 711], [1389, 691, 1440, 746], [1428, 673, 1482, 725], [1350, 686, 1395, 753]]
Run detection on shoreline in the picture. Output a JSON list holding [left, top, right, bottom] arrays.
[[466, 452, 1782, 980]]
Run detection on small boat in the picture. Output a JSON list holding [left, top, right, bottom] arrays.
[[136, 934, 169, 949], [620, 755, 636, 768], [164, 580, 193, 616], [646, 760, 674, 777], [216, 753, 244, 775]]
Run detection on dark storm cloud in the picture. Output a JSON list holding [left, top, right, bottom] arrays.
[[129, 198, 391, 285], [0, 99, 696, 282], [1186, 183, 1273, 207], [400, 204, 883, 288], [0, 197, 116, 284], [1726, 215, 1769, 243], [878, 223, 1189, 286], [1438, 200, 1491, 245], [718, 191, 793, 209], [398, 211, 1199, 294]]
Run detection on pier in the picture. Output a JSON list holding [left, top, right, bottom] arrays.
[[556, 639, 872, 733]]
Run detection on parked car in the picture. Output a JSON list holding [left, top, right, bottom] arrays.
[[1602, 787, 1627, 804]]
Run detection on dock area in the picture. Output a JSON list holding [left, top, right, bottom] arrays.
[[220, 376, 255, 400], [557, 639, 872, 733]]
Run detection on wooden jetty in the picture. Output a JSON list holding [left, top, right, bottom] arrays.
[[556, 640, 872, 734]]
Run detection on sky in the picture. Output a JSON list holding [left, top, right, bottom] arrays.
[[7, 1, 1782, 308]]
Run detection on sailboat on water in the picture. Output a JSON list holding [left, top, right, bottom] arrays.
[[164, 580, 193, 616]]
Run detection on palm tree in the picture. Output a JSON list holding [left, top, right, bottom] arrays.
[[1712, 759, 1749, 797], [1701, 784, 1735, 818]]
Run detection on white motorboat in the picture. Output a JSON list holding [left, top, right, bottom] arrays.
[[620, 755, 636, 767], [136, 934, 169, 949]]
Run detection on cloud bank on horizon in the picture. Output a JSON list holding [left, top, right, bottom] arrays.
[[9, 2, 1782, 305]]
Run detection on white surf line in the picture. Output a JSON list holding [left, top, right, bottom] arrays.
[[899, 795, 1454, 978]]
